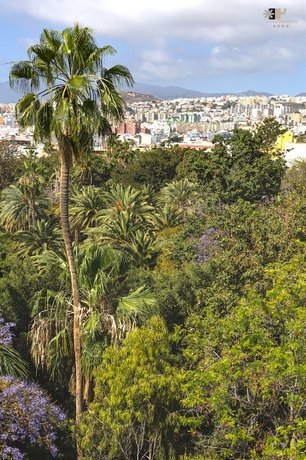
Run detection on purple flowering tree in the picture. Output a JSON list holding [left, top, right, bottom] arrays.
[[195, 227, 219, 263], [0, 376, 65, 459], [0, 318, 65, 458]]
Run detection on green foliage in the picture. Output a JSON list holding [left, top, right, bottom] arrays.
[[70, 186, 105, 239], [0, 232, 59, 329], [16, 219, 63, 256], [283, 159, 306, 196], [179, 129, 286, 203], [254, 116, 285, 153], [0, 92, 305, 459], [72, 151, 112, 187], [0, 344, 28, 378], [112, 146, 184, 190], [0, 184, 50, 231], [29, 243, 157, 385], [80, 316, 183, 459], [159, 178, 199, 219], [88, 183, 165, 267], [180, 255, 306, 459], [0, 141, 23, 190]]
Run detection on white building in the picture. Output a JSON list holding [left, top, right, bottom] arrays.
[[284, 143, 306, 164]]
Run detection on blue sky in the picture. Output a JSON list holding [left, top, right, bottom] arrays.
[[1, 0, 306, 94]]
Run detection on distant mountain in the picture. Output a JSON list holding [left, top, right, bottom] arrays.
[[0, 79, 273, 103], [131, 83, 207, 99], [123, 91, 157, 103], [131, 83, 273, 99], [295, 92, 306, 97]]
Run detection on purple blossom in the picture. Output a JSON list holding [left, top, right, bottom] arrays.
[[1, 445, 25, 459], [195, 227, 218, 263], [0, 318, 15, 346], [0, 376, 65, 458]]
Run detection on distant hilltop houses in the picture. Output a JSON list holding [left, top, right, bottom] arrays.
[[1, 91, 306, 163]]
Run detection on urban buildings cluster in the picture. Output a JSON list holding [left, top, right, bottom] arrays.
[[1, 94, 306, 162], [116, 94, 306, 146], [0, 103, 33, 146]]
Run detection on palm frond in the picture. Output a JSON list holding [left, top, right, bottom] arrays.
[[0, 185, 50, 231], [15, 93, 40, 128], [0, 344, 29, 378], [117, 286, 157, 320], [103, 64, 134, 88], [47, 327, 73, 379], [9, 61, 40, 93], [16, 219, 63, 257]]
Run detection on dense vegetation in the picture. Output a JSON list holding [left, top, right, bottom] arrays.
[[0, 121, 305, 458], [0, 22, 305, 460]]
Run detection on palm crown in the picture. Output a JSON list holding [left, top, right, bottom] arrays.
[[10, 24, 134, 154]]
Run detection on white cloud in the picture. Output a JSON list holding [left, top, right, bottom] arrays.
[[3, 0, 305, 42], [2, 0, 306, 82]]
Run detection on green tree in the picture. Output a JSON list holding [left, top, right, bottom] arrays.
[[0, 231, 61, 341], [72, 151, 112, 187], [180, 255, 306, 459], [80, 316, 183, 460], [179, 130, 286, 203], [112, 146, 184, 190], [90, 183, 159, 266], [106, 133, 135, 163], [159, 178, 198, 218], [254, 116, 285, 154], [0, 141, 23, 190], [16, 219, 63, 257], [283, 159, 306, 196], [10, 24, 133, 440], [0, 318, 28, 378], [70, 186, 105, 241]]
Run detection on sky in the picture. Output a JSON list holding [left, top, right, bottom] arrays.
[[0, 0, 306, 94]]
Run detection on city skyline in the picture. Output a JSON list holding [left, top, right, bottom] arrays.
[[1, 0, 306, 95]]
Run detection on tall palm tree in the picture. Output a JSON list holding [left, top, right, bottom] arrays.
[[10, 24, 134, 437]]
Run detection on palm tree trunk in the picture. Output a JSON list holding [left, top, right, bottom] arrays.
[[59, 136, 83, 457]]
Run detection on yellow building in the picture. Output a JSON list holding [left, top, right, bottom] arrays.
[[275, 131, 294, 151]]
